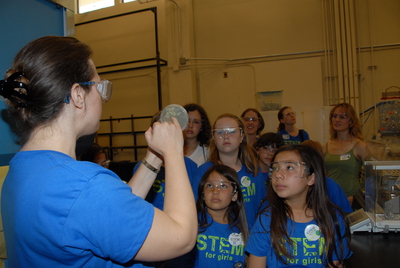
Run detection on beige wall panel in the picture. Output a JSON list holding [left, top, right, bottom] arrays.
[[253, 57, 324, 130], [76, 11, 160, 67], [356, 0, 400, 47], [100, 74, 161, 119], [198, 57, 323, 128], [193, 0, 324, 58], [198, 65, 256, 124]]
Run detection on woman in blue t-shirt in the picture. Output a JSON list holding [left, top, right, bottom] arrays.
[[277, 106, 310, 144], [0, 36, 197, 268]]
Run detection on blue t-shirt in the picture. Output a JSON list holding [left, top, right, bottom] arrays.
[[192, 161, 267, 229], [133, 156, 197, 210], [246, 211, 352, 267], [2, 150, 154, 268], [195, 214, 245, 268], [278, 129, 310, 145], [325, 177, 353, 213]]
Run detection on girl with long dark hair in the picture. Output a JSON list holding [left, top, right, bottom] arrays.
[[246, 144, 352, 267], [194, 165, 248, 268]]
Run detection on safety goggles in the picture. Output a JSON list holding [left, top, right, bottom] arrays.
[[331, 113, 348, 120], [242, 117, 260, 122], [283, 111, 296, 118], [212, 127, 242, 139], [260, 145, 278, 154], [204, 181, 237, 193], [269, 161, 308, 178], [79, 79, 113, 103], [99, 160, 110, 169]]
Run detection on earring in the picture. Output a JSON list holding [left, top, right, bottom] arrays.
[[232, 198, 237, 201]]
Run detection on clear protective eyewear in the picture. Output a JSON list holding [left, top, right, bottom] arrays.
[[63, 79, 113, 104], [99, 160, 110, 169], [212, 127, 242, 139], [79, 79, 113, 103], [204, 181, 237, 193], [261, 145, 278, 154], [242, 117, 260, 122], [269, 161, 308, 178], [283, 111, 296, 118], [331, 113, 348, 120]]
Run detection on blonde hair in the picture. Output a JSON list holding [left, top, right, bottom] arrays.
[[329, 103, 363, 140], [209, 113, 259, 176]]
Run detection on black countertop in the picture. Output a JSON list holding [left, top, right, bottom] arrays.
[[345, 231, 400, 268]]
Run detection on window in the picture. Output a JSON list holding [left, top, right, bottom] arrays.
[[78, 0, 115, 14]]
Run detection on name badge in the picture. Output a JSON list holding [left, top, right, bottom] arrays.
[[229, 232, 243, 246], [282, 134, 290, 139], [340, 153, 351, 161], [305, 224, 321, 241], [241, 176, 251, 187]]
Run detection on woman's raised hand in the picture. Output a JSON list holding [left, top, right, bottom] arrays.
[[145, 117, 184, 157]]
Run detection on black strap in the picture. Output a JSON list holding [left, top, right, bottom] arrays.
[[299, 129, 304, 142]]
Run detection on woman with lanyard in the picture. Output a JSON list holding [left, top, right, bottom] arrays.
[[277, 106, 310, 145]]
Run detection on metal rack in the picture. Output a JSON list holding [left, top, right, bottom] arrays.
[[75, 7, 167, 111], [96, 115, 152, 161]]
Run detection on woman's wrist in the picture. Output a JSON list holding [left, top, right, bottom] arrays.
[[145, 150, 163, 169], [142, 158, 160, 174]]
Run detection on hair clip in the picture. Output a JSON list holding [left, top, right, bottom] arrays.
[[0, 72, 29, 107]]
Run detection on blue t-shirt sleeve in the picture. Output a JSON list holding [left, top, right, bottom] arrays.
[[63, 174, 154, 264], [326, 177, 353, 213], [184, 157, 198, 182], [246, 213, 270, 258]]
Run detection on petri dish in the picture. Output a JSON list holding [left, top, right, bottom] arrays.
[[160, 104, 188, 130]]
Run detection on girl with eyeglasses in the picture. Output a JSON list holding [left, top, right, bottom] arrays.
[[254, 135, 352, 215], [80, 143, 110, 168], [240, 108, 265, 147], [183, 103, 212, 166], [194, 165, 249, 268], [323, 103, 371, 206], [191, 113, 266, 230], [0, 36, 197, 267], [246, 144, 352, 268], [255, 132, 285, 179], [277, 106, 310, 145]]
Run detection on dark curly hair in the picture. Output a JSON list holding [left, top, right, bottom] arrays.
[[183, 103, 212, 147]]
